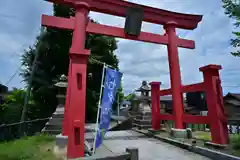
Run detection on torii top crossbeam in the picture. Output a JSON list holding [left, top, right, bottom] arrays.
[[45, 0, 202, 30]]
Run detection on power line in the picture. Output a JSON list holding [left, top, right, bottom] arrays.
[[4, 66, 21, 86], [0, 13, 23, 21]]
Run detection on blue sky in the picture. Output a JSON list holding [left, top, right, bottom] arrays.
[[0, 0, 239, 95]]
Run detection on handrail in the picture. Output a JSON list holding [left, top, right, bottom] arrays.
[[0, 117, 50, 128]]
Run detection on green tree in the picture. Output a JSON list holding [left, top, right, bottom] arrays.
[[20, 4, 123, 122], [223, 0, 240, 56], [125, 93, 136, 102], [0, 88, 37, 124], [0, 88, 26, 124]]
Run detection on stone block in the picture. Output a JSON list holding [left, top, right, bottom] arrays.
[[126, 147, 139, 160], [55, 134, 92, 156], [170, 128, 192, 139], [56, 134, 68, 149]]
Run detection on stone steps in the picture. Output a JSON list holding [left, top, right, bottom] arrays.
[[132, 111, 152, 130], [47, 118, 64, 126], [132, 123, 152, 130], [44, 124, 62, 130], [52, 113, 64, 119], [42, 129, 61, 135], [133, 118, 152, 125], [41, 113, 64, 135]]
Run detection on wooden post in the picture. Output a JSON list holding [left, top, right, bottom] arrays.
[[126, 148, 139, 160]]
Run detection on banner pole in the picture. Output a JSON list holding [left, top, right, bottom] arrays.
[[92, 63, 106, 155], [117, 93, 120, 124]]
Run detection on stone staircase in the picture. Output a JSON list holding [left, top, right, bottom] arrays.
[[131, 111, 152, 130], [42, 107, 64, 135]]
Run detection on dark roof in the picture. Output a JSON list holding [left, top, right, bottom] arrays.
[[0, 84, 8, 93], [224, 93, 240, 107], [224, 93, 240, 101], [225, 99, 240, 106]]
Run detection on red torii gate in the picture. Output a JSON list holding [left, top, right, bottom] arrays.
[[40, 0, 226, 158], [151, 65, 229, 145]]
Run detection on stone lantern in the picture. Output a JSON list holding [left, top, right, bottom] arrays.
[[132, 81, 152, 130], [135, 81, 151, 113], [54, 74, 68, 115], [42, 74, 67, 135]]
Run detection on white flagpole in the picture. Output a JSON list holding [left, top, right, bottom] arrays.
[[92, 63, 106, 154], [117, 93, 120, 124]]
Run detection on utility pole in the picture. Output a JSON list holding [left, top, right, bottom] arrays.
[[19, 28, 46, 136]]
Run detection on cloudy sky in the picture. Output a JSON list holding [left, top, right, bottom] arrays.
[[0, 0, 239, 95]]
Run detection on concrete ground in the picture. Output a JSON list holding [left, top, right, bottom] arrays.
[[89, 130, 210, 160]]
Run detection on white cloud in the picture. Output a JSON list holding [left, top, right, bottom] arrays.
[[0, 0, 52, 88], [0, 0, 239, 96]]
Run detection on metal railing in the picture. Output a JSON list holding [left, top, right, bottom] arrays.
[[0, 117, 50, 141]]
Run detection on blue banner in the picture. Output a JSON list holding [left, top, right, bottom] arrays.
[[95, 68, 122, 149]]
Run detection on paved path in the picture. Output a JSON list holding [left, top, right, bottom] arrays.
[[91, 130, 210, 160]]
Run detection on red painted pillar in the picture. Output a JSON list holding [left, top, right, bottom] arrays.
[[200, 65, 229, 144], [67, 2, 90, 158], [164, 22, 184, 129], [151, 82, 161, 130]]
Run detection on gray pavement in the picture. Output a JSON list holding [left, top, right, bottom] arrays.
[[92, 130, 210, 160]]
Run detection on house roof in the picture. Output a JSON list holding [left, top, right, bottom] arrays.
[[224, 93, 240, 100], [225, 99, 240, 106], [0, 84, 8, 93], [224, 93, 240, 107]]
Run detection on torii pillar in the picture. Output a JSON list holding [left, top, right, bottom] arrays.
[[67, 3, 90, 158], [164, 22, 184, 129], [43, 2, 90, 158], [42, 2, 90, 157]]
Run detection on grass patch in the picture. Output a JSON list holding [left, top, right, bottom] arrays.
[[0, 134, 58, 160], [194, 131, 211, 141], [194, 131, 240, 157], [231, 134, 240, 149], [231, 134, 240, 156]]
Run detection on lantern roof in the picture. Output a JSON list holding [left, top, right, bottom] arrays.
[[55, 74, 68, 88]]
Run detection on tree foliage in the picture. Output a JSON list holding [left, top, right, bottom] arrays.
[[222, 0, 240, 56], [20, 4, 123, 122], [0, 88, 26, 124]]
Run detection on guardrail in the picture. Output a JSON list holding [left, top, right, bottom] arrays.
[[0, 117, 50, 141]]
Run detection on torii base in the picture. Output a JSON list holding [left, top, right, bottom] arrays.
[[56, 134, 68, 150], [55, 134, 92, 157]]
